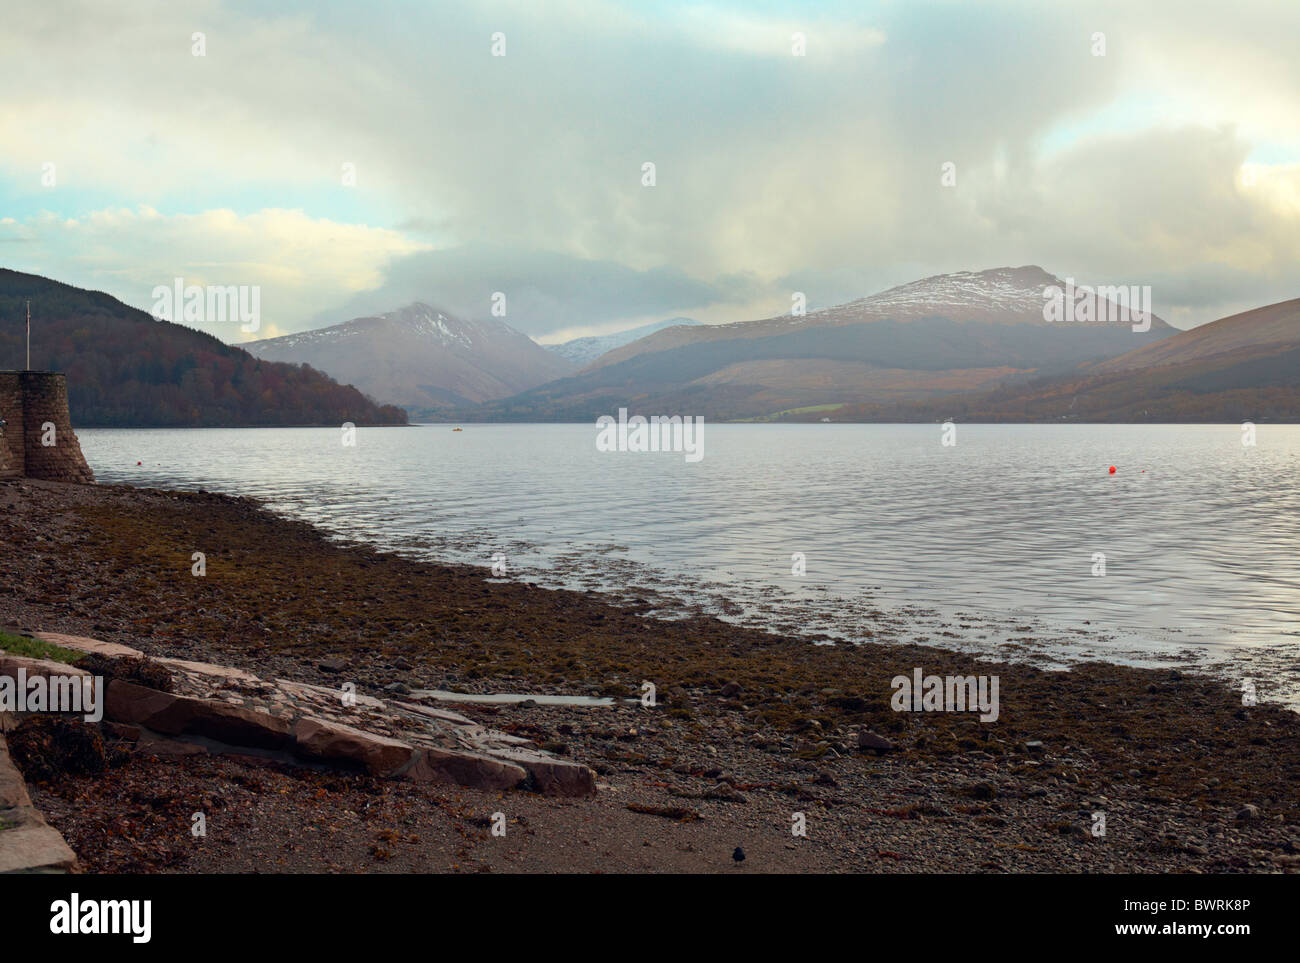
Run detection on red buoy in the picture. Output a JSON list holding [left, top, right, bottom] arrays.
[[1108, 465, 1116, 474]]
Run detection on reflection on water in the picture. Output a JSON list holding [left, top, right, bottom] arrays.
[[80, 423, 1300, 704]]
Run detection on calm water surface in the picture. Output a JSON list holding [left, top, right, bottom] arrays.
[[79, 424, 1300, 704]]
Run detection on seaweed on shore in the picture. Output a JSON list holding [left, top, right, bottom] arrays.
[[8, 716, 125, 781], [74, 653, 175, 692]]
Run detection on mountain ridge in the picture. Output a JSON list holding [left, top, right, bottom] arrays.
[[544, 317, 701, 368], [590, 266, 1174, 371], [244, 302, 575, 419], [457, 266, 1177, 422], [0, 268, 407, 427], [784, 296, 1300, 423]]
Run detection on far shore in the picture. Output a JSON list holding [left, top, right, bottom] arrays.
[[1, 477, 1297, 873]]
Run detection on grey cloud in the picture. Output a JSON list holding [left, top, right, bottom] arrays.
[[3, 0, 1297, 333], [307, 245, 743, 335]]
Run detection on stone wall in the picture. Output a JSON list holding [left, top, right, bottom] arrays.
[[0, 372, 95, 484], [0, 374, 22, 479]]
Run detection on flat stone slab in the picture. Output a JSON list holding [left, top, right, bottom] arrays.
[[11, 637, 600, 795], [292, 717, 414, 776], [0, 731, 78, 873], [106, 680, 292, 749], [155, 657, 260, 684], [492, 747, 598, 797], [0, 818, 79, 874], [454, 724, 534, 748], [36, 631, 143, 659], [400, 746, 527, 791], [275, 679, 386, 710], [410, 689, 618, 707], [0, 729, 32, 810], [392, 701, 475, 726], [0, 654, 92, 682]]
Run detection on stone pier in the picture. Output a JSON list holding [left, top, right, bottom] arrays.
[[0, 372, 94, 484]]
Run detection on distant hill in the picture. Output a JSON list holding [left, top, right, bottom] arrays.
[[799, 297, 1300, 423], [1090, 298, 1300, 374], [462, 266, 1176, 422], [0, 269, 407, 427], [245, 303, 574, 421], [544, 317, 700, 368]]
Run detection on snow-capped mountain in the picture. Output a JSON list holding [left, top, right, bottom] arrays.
[[591, 266, 1173, 369], [243, 303, 575, 418], [467, 266, 1178, 422], [545, 317, 701, 368], [825, 265, 1064, 322]]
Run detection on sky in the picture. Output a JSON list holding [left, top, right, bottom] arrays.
[[1, 0, 1297, 344]]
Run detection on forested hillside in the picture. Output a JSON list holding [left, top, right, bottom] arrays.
[[0, 270, 407, 427]]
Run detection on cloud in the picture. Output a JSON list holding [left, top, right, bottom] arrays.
[[673, 6, 886, 58], [988, 127, 1300, 323], [0, 0, 1296, 338], [0, 207, 429, 340], [306, 245, 763, 337]]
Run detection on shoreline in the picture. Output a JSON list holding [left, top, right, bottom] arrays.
[[2, 477, 1297, 873]]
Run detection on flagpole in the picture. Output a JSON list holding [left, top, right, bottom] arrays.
[[26, 299, 31, 370]]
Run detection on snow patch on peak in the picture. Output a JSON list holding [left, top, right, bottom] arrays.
[[378, 302, 481, 348], [851, 266, 1062, 316]]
